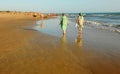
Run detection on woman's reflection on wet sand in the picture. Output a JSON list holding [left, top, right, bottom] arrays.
[[40, 20, 44, 28], [75, 34, 82, 48], [61, 35, 67, 45], [34, 18, 37, 25], [60, 35, 68, 50]]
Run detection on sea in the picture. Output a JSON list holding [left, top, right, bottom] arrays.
[[67, 12, 120, 33], [34, 12, 120, 39]]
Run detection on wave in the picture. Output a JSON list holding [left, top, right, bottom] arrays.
[[113, 25, 120, 29], [67, 13, 120, 20], [66, 13, 120, 34], [68, 18, 120, 34], [85, 20, 120, 34], [86, 13, 120, 19]]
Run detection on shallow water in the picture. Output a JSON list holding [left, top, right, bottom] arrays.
[[33, 18, 120, 50], [33, 18, 80, 43]]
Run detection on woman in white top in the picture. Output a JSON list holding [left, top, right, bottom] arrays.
[[76, 13, 85, 35]]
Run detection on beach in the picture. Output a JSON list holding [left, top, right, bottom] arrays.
[[0, 13, 120, 74]]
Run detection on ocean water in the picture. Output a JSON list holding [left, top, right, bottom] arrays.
[[67, 12, 120, 33], [33, 12, 120, 37], [33, 12, 120, 39]]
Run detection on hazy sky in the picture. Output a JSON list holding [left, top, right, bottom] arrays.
[[0, 0, 120, 13]]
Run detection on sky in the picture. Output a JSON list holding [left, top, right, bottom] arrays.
[[0, 0, 120, 13]]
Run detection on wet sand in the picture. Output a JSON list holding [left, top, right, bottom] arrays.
[[0, 13, 120, 74]]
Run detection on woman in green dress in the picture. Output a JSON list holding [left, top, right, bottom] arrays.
[[60, 13, 69, 36]]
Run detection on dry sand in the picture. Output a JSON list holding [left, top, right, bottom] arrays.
[[0, 13, 120, 74]]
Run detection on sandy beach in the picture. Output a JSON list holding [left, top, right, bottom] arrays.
[[0, 13, 120, 74]]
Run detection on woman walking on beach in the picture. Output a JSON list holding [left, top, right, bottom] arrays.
[[76, 13, 85, 35], [60, 13, 69, 36]]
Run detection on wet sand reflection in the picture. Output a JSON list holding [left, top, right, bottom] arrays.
[[34, 19, 37, 25], [61, 35, 67, 45], [40, 20, 44, 28], [34, 17, 37, 25], [75, 34, 82, 48]]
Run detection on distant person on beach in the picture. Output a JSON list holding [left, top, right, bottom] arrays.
[[33, 13, 38, 25], [76, 13, 85, 35], [60, 13, 69, 35]]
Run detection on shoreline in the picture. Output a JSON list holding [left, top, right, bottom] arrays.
[[0, 13, 120, 74]]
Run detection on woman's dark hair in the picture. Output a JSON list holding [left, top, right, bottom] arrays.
[[79, 13, 82, 16], [62, 13, 65, 16]]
